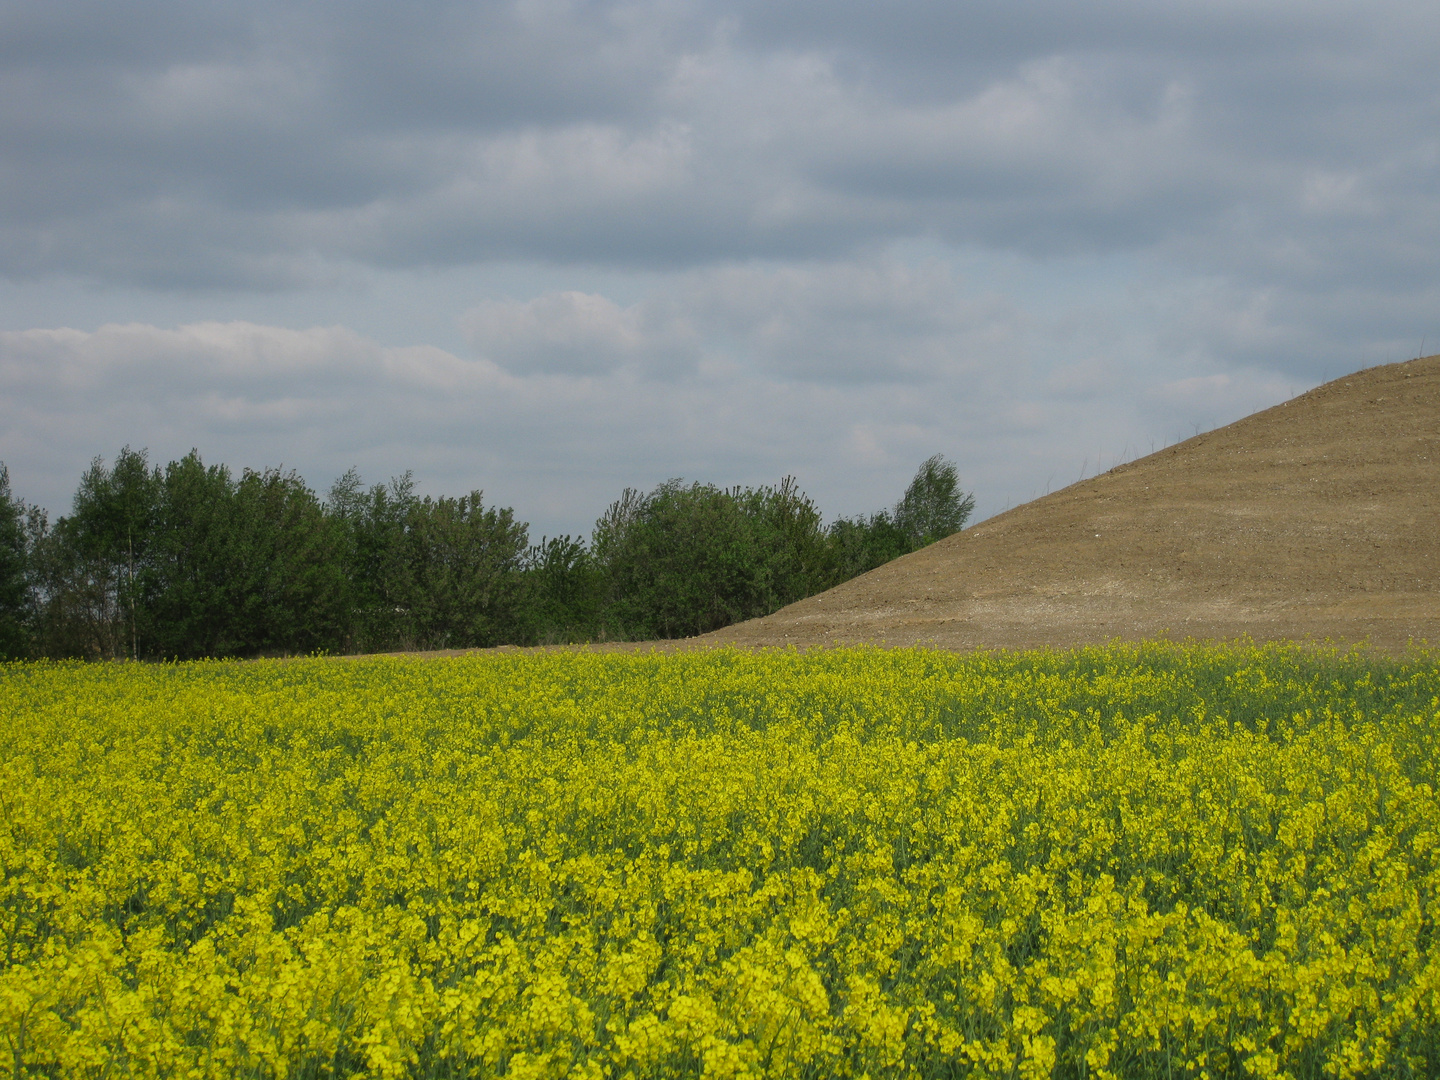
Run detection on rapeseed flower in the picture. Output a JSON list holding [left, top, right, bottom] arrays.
[[2, 643, 1437, 1077]]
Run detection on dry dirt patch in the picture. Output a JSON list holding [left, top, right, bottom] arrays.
[[699, 354, 1440, 655]]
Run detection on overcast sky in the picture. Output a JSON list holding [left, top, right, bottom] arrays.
[[2, 0, 1436, 537]]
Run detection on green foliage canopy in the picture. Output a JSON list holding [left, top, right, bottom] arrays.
[[593, 476, 830, 640], [894, 453, 976, 548], [0, 464, 29, 659], [1, 450, 974, 657]]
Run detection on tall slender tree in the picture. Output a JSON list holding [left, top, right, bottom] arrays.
[[326, 470, 420, 652], [37, 448, 158, 659], [0, 464, 30, 659], [146, 453, 349, 658], [405, 491, 529, 648], [893, 454, 975, 549]]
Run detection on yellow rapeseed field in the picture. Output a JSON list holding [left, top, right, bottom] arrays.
[[2, 643, 1438, 1079]]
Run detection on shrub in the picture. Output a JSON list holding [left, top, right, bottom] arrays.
[[592, 477, 829, 640]]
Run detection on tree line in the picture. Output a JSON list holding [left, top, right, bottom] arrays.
[[0, 450, 974, 660]]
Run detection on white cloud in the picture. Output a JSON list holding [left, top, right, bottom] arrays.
[[458, 260, 1029, 384], [806, 57, 1204, 206], [0, 252, 1317, 536], [680, 261, 1028, 382], [460, 290, 700, 375]]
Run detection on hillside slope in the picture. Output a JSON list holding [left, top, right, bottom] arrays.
[[702, 354, 1440, 653]]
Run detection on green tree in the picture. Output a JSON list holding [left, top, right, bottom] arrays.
[[0, 464, 31, 659], [325, 470, 420, 652], [516, 535, 605, 645], [145, 453, 348, 658], [227, 466, 349, 655], [326, 473, 527, 651], [404, 492, 529, 649], [33, 448, 159, 659], [750, 475, 832, 603], [823, 510, 911, 584], [593, 477, 829, 640], [893, 453, 974, 549], [820, 455, 974, 585], [143, 452, 240, 657]]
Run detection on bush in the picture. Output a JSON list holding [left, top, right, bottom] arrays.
[[516, 535, 606, 644], [592, 477, 829, 640]]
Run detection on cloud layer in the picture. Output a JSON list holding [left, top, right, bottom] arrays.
[[5, 1, 1436, 290], [0, 261, 1300, 537], [1, 0, 1436, 531]]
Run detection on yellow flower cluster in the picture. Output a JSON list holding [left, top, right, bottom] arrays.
[[3, 643, 1439, 1078]]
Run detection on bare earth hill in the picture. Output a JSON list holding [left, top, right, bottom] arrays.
[[701, 354, 1440, 654]]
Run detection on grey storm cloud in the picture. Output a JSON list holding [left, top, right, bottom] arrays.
[[1, 0, 1435, 290]]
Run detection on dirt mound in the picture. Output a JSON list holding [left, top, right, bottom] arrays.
[[702, 354, 1440, 654]]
